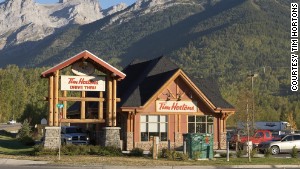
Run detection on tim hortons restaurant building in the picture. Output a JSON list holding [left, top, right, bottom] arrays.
[[41, 50, 235, 150]]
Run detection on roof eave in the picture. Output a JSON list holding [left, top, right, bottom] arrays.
[[40, 50, 126, 79]]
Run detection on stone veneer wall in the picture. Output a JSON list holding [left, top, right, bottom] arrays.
[[43, 127, 60, 149], [220, 132, 227, 149], [174, 132, 183, 150], [126, 132, 134, 150], [212, 132, 227, 150], [133, 133, 185, 151], [135, 142, 170, 151], [102, 127, 121, 148]]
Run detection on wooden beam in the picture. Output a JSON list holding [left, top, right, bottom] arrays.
[[178, 114, 181, 133], [53, 70, 59, 126], [59, 97, 105, 102], [112, 78, 117, 127], [63, 91, 67, 119], [106, 76, 113, 126], [98, 92, 103, 120], [60, 119, 105, 123], [130, 112, 134, 132], [81, 91, 86, 120], [58, 97, 120, 102], [127, 112, 130, 132], [48, 76, 54, 126]]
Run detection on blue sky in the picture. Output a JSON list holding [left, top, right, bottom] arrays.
[[0, 0, 137, 9]]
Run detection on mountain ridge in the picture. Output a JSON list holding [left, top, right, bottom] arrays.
[[0, 0, 129, 49]]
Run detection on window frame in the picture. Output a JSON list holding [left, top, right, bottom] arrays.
[[187, 115, 214, 134], [140, 115, 168, 142]]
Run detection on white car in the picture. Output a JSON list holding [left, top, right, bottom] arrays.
[[259, 134, 300, 155], [7, 120, 16, 124]]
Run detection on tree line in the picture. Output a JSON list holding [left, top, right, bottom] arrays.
[[0, 65, 48, 125]]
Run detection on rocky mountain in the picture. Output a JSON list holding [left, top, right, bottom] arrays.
[[0, 0, 208, 67], [0, 0, 128, 49]]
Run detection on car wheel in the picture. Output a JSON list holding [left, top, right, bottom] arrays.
[[271, 146, 280, 155]]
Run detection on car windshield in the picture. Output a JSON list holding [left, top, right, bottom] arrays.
[[282, 135, 293, 141], [66, 127, 84, 134]]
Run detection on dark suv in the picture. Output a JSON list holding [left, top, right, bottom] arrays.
[[61, 126, 89, 145]]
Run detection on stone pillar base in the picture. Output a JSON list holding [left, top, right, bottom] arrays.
[[43, 126, 60, 149], [126, 132, 134, 151], [102, 127, 121, 148]]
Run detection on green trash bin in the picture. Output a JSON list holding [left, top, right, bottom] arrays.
[[183, 133, 214, 159]]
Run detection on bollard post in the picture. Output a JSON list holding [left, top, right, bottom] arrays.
[[183, 140, 187, 154], [226, 141, 229, 162], [152, 136, 159, 159]]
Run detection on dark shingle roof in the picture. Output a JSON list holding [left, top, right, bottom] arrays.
[[118, 56, 234, 110], [191, 77, 234, 109], [118, 56, 179, 107]]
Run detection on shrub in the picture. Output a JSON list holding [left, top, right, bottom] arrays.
[[177, 152, 189, 161], [220, 152, 233, 158], [34, 144, 123, 156], [250, 148, 257, 158], [17, 120, 35, 146], [160, 148, 168, 158], [192, 151, 201, 160], [236, 149, 244, 158], [264, 148, 272, 158], [61, 144, 81, 155], [19, 135, 35, 146], [89, 145, 101, 155], [130, 148, 144, 157], [18, 119, 31, 139], [291, 146, 298, 158], [32, 145, 57, 156], [165, 149, 173, 160], [172, 151, 178, 160], [100, 146, 123, 156]]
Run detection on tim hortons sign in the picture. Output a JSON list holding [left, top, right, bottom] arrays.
[[61, 75, 105, 91], [156, 101, 197, 112]]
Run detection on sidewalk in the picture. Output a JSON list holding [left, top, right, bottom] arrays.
[[0, 158, 48, 166]]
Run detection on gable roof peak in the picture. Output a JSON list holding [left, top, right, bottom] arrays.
[[41, 50, 126, 79]]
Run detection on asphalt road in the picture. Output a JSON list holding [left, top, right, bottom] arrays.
[[0, 123, 22, 132]]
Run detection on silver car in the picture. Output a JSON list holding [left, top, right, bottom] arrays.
[[259, 134, 300, 155], [61, 126, 90, 145]]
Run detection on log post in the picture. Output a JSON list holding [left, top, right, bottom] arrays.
[[48, 76, 54, 126], [63, 91, 67, 119], [53, 70, 59, 127], [81, 91, 86, 119], [98, 91, 103, 120], [106, 76, 112, 126], [112, 78, 117, 127]]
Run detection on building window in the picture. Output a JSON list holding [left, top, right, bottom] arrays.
[[140, 115, 168, 141], [188, 115, 213, 133]]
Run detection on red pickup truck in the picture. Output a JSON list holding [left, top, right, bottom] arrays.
[[230, 130, 279, 149]]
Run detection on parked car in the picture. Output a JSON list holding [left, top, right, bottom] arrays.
[[230, 130, 278, 149], [258, 134, 300, 155], [7, 119, 16, 124], [61, 126, 90, 145]]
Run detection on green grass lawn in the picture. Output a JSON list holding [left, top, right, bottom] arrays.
[[0, 135, 34, 155]]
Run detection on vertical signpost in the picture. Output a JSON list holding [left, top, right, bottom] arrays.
[[56, 104, 64, 160]]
